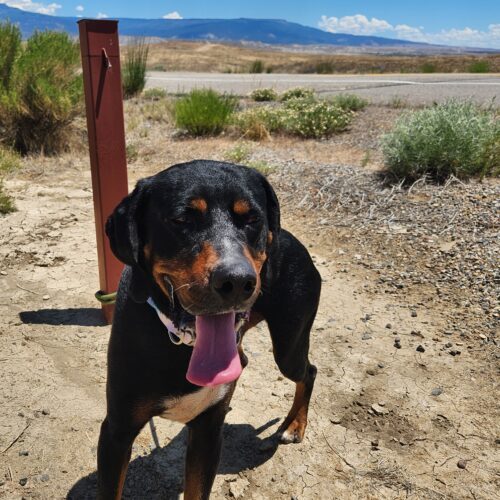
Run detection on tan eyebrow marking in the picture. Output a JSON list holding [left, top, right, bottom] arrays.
[[190, 198, 208, 213], [233, 199, 250, 215]]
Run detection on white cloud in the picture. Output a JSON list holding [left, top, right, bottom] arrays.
[[75, 5, 83, 12], [163, 11, 182, 20], [0, 0, 61, 15], [96, 12, 108, 19], [318, 14, 392, 36], [319, 14, 500, 49]]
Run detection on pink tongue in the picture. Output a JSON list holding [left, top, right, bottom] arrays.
[[186, 312, 242, 387]]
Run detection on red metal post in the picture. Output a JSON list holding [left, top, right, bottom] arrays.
[[78, 20, 129, 324]]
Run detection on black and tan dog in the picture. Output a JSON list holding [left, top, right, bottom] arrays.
[[98, 160, 321, 499]]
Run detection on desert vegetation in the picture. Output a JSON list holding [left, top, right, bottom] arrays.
[[145, 40, 500, 74], [0, 22, 82, 155], [122, 38, 149, 99], [382, 101, 499, 181]]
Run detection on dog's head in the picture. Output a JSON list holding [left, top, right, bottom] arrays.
[[106, 160, 280, 316]]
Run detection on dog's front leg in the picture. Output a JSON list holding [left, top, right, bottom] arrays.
[[184, 398, 229, 500], [97, 417, 141, 500]]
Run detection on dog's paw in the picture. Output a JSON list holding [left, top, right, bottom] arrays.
[[278, 418, 305, 444]]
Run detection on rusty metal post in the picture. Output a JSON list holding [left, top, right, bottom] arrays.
[[78, 20, 128, 324]]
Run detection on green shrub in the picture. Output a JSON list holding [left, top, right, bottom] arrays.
[[122, 38, 149, 99], [250, 88, 278, 102], [0, 181, 15, 214], [331, 93, 369, 111], [280, 87, 314, 102], [142, 87, 167, 100], [0, 30, 82, 155], [469, 60, 490, 73], [420, 62, 436, 73], [174, 89, 236, 136], [0, 21, 21, 90], [315, 60, 335, 74], [249, 60, 265, 73], [382, 100, 500, 181]]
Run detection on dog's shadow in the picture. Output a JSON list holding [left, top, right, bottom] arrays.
[[67, 419, 281, 499]]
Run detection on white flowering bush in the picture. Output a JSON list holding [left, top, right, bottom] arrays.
[[280, 87, 315, 102], [234, 97, 352, 139], [250, 88, 278, 102], [281, 98, 352, 138], [382, 101, 500, 181]]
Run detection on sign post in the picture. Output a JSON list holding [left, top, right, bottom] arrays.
[[78, 20, 129, 324]]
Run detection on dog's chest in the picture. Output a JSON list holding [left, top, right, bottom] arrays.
[[160, 384, 230, 423]]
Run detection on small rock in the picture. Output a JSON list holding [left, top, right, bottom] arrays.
[[394, 340, 402, 349], [229, 477, 249, 498], [19, 450, 29, 456], [330, 417, 342, 425], [371, 403, 389, 416], [385, 323, 392, 329], [42, 295, 50, 301], [450, 350, 461, 356], [366, 368, 377, 376], [411, 310, 418, 317], [19, 478, 28, 486], [457, 459, 467, 469], [41, 409, 50, 416], [416, 345, 425, 353], [0, 270, 7, 275], [445, 342, 453, 348], [431, 387, 443, 396], [39, 473, 49, 482], [362, 333, 372, 340], [377, 362, 385, 369]]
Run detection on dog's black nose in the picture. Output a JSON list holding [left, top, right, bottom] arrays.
[[211, 262, 257, 303]]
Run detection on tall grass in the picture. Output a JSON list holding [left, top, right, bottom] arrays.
[[382, 101, 500, 182], [0, 21, 21, 90], [122, 38, 149, 99], [174, 89, 236, 136], [0, 29, 82, 154]]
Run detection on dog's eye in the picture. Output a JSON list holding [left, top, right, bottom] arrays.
[[169, 216, 188, 225], [246, 215, 259, 224]]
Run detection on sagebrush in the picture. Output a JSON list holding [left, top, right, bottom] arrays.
[[174, 89, 236, 136], [382, 100, 500, 181]]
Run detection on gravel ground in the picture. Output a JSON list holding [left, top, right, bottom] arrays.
[[0, 101, 499, 499]]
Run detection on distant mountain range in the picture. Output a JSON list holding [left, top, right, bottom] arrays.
[[0, 4, 424, 48]]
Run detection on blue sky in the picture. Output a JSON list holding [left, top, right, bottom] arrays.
[[1, 1, 500, 48]]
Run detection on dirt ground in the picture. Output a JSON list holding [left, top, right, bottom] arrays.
[[0, 105, 499, 499]]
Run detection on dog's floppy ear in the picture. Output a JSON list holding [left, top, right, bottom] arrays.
[[106, 178, 150, 266], [259, 174, 281, 238]]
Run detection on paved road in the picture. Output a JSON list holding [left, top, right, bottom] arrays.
[[146, 72, 500, 105]]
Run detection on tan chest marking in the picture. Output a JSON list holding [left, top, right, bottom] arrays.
[[160, 384, 230, 424]]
